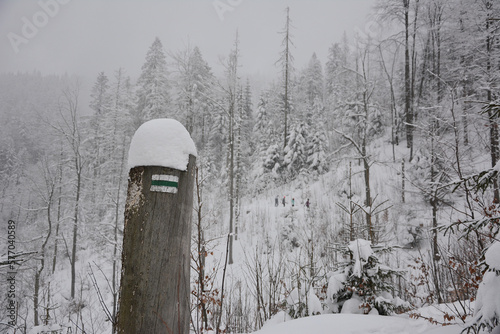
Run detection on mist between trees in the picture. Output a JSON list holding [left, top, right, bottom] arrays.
[[1, 1, 500, 333]]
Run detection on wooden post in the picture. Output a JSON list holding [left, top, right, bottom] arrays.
[[116, 119, 196, 334]]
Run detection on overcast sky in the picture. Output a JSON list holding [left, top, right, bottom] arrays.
[[0, 0, 374, 79]]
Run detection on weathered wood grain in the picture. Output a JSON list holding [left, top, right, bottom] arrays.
[[116, 155, 196, 334]]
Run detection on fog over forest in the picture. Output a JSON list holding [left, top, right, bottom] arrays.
[[1, 1, 500, 334]]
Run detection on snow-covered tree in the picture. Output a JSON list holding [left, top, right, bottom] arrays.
[[89, 72, 111, 116], [100, 68, 134, 327], [306, 130, 328, 176], [283, 122, 308, 179], [172, 45, 214, 147], [325, 38, 353, 134], [326, 239, 406, 315], [303, 52, 324, 107], [325, 42, 348, 101], [135, 37, 170, 126], [376, 0, 422, 161], [243, 78, 253, 132], [332, 41, 383, 242], [295, 53, 325, 125], [470, 241, 500, 333], [88, 72, 111, 180], [253, 94, 271, 152], [286, 286, 322, 319], [262, 143, 282, 177]]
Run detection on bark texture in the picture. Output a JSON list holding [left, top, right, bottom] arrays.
[[116, 155, 196, 334]]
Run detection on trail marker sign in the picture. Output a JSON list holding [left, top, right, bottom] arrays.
[[150, 174, 179, 193]]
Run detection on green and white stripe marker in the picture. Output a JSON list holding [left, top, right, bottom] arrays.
[[150, 174, 179, 194]]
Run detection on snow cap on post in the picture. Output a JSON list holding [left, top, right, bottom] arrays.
[[128, 118, 197, 171]]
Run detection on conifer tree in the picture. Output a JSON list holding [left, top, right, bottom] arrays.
[[327, 239, 405, 315], [254, 93, 271, 153], [304, 52, 324, 107], [307, 130, 328, 177], [242, 78, 254, 152], [325, 40, 353, 138], [173, 45, 214, 147], [88, 72, 111, 180], [136, 37, 170, 126], [325, 43, 346, 101], [283, 122, 308, 179], [262, 143, 282, 177]]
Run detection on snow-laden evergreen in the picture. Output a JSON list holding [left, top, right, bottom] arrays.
[[471, 241, 500, 333], [135, 37, 171, 125]]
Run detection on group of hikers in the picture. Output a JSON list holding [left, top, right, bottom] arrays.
[[275, 195, 310, 209]]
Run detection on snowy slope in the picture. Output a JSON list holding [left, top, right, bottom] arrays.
[[197, 127, 496, 333], [253, 313, 463, 334]]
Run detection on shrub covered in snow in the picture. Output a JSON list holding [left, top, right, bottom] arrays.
[[286, 286, 323, 319], [467, 241, 500, 333], [326, 239, 408, 315]]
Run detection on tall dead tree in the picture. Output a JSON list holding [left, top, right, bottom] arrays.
[[225, 32, 240, 265], [277, 7, 294, 149], [404, 0, 414, 161]]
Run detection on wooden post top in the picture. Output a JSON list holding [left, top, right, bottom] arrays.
[[128, 118, 197, 171]]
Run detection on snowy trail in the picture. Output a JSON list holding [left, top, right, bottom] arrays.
[[253, 313, 462, 334]]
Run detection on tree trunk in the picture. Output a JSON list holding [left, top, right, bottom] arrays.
[[404, 0, 414, 161], [70, 163, 81, 299], [282, 7, 291, 149], [194, 167, 209, 331], [362, 90, 373, 242], [52, 144, 64, 274], [34, 270, 40, 326], [226, 33, 239, 265], [35, 173, 54, 326], [402, 159, 405, 203], [229, 97, 235, 265], [111, 143, 126, 332], [486, 9, 500, 202], [363, 155, 373, 242], [429, 121, 443, 304], [349, 161, 355, 242], [116, 156, 195, 334]]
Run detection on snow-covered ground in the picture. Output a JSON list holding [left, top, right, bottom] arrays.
[[198, 134, 500, 334], [255, 314, 463, 334], [253, 313, 464, 334]]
